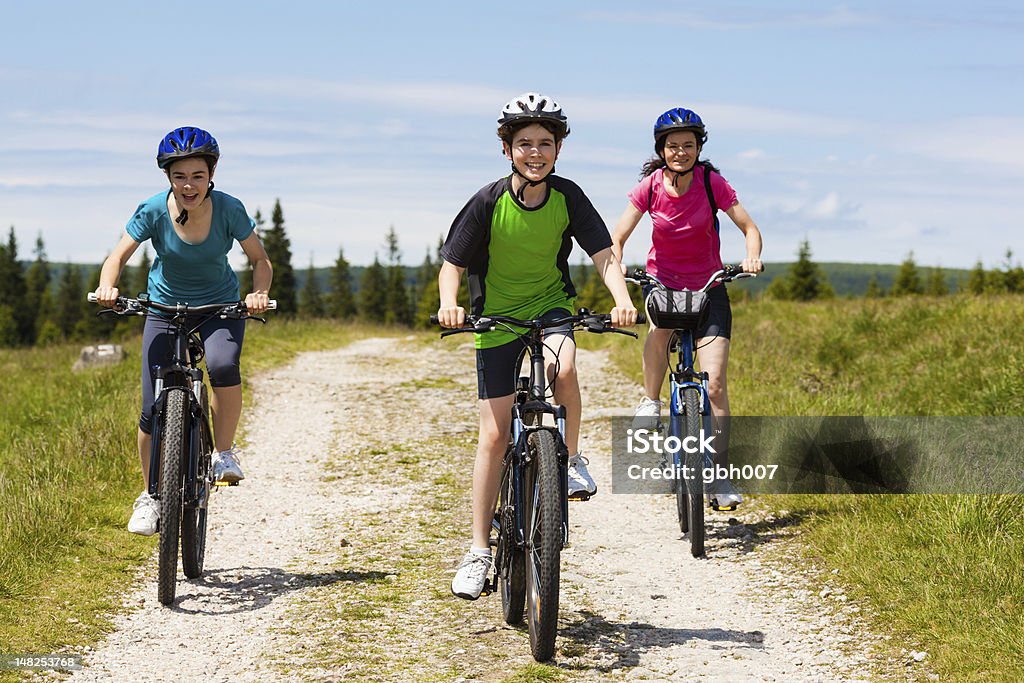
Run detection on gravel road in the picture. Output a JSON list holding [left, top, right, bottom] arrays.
[[59, 336, 923, 682]]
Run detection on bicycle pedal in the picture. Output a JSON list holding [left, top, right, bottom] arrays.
[[213, 480, 240, 487], [479, 578, 497, 597], [710, 501, 738, 512]]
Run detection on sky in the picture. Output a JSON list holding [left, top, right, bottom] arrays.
[[1, 1, 1022, 272]]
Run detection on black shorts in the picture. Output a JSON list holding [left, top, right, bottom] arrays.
[[476, 308, 574, 399], [643, 283, 732, 340]]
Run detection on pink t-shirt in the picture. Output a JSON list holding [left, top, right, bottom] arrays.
[[627, 165, 737, 290]]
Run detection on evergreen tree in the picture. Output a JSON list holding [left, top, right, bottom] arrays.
[[383, 227, 411, 326], [414, 245, 440, 328], [925, 267, 949, 296], [577, 261, 614, 313], [55, 263, 86, 339], [260, 201, 296, 313], [0, 227, 31, 344], [24, 234, 51, 344], [864, 274, 885, 298], [890, 252, 923, 296], [998, 248, 1023, 294], [770, 239, 833, 301], [299, 257, 325, 318], [359, 255, 388, 323], [965, 259, 987, 294], [326, 247, 357, 319], [77, 265, 108, 340], [129, 247, 151, 296]]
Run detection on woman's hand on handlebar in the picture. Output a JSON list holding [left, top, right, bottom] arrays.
[[436, 305, 466, 329], [244, 291, 271, 315], [609, 304, 638, 328], [92, 286, 120, 308], [741, 257, 764, 274]]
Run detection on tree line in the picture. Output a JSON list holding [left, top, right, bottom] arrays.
[[1, 206, 1021, 348]]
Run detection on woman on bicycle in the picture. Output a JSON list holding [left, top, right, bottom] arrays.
[[610, 107, 763, 508], [93, 126, 273, 536], [437, 92, 637, 600]]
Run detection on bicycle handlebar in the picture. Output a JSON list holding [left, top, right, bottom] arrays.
[[626, 264, 760, 292], [430, 310, 644, 338], [87, 293, 277, 318]]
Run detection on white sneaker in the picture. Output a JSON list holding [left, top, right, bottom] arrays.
[[451, 550, 493, 600], [127, 491, 159, 536], [633, 396, 663, 431], [708, 478, 743, 510], [568, 453, 597, 499], [212, 445, 245, 483]]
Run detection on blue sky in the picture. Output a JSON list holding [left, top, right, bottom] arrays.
[[1, 1, 1021, 272]]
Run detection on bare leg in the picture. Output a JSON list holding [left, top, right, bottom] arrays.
[[544, 333, 581, 454], [471, 395, 515, 549], [643, 328, 675, 401], [138, 428, 151, 488], [210, 384, 242, 452]]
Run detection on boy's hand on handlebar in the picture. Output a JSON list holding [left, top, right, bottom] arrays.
[[609, 304, 638, 327], [436, 305, 466, 329], [93, 286, 120, 308], [741, 257, 764, 274]]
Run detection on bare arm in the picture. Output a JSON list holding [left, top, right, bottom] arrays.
[[94, 232, 142, 306], [724, 200, 764, 273], [610, 203, 645, 267], [589, 246, 637, 327], [437, 260, 466, 328], [239, 232, 273, 314]]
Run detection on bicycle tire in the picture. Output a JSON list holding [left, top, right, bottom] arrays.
[[157, 389, 187, 605], [181, 386, 212, 579], [670, 413, 689, 534], [499, 456, 526, 625], [683, 387, 705, 557], [524, 429, 561, 662]]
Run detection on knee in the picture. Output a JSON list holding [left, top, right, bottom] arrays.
[[206, 357, 241, 387], [706, 377, 727, 404]]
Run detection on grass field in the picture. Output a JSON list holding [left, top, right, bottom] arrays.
[[2, 296, 1022, 681]]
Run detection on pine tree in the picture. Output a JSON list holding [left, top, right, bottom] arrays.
[[890, 252, 923, 296], [864, 274, 884, 298], [299, 257, 325, 318], [771, 239, 833, 301], [965, 259, 987, 294], [414, 245, 440, 328], [382, 227, 411, 326], [999, 248, 1023, 294], [55, 263, 86, 339], [261, 200, 296, 313], [326, 247, 356, 319], [359, 255, 388, 323], [24, 234, 51, 344], [0, 227, 31, 344], [77, 265, 108, 340], [128, 247, 151, 296], [925, 267, 948, 296]]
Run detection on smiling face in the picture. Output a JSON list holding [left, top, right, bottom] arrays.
[[166, 156, 214, 210], [503, 122, 561, 182], [659, 130, 700, 173]]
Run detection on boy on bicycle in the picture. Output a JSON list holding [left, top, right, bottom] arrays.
[[436, 92, 636, 599]]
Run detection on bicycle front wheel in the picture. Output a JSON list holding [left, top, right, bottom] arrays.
[[524, 429, 561, 662], [670, 413, 689, 535], [181, 387, 212, 579], [157, 389, 188, 605], [683, 387, 705, 558]]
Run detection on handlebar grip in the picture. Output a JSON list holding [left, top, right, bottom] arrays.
[[267, 300, 277, 311], [636, 312, 647, 325], [87, 293, 98, 303], [429, 314, 439, 325]]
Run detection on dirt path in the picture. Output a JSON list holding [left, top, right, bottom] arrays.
[[62, 336, 915, 682]]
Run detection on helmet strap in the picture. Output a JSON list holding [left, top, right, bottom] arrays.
[[511, 162, 551, 202], [666, 164, 696, 188], [171, 182, 215, 226]]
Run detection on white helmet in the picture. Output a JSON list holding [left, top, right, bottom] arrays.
[[498, 92, 570, 138]]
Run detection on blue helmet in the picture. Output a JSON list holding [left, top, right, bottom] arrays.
[[653, 107, 707, 146], [157, 126, 220, 169]]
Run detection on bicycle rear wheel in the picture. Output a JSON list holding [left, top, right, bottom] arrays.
[[524, 429, 561, 662], [181, 387, 212, 579], [683, 387, 705, 558], [157, 389, 188, 605], [498, 456, 526, 625]]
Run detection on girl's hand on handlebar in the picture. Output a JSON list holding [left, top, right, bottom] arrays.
[[245, 291, 271, 315], [93, 286, 120, 308], [436, 305, 466, 329], [741, 257, 764, 274]]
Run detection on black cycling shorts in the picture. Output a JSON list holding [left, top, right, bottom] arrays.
[[475, 308, 574, 399]]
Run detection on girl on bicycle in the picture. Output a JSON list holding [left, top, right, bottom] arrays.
[[610, 107, 763, 508], [93, 126, 273, 536], [437, 92, 637, 600]]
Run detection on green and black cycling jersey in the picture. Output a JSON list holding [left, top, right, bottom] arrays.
[[440, 174, 613, 349]]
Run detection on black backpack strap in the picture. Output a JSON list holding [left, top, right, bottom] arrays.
[[702, 161, 719, 232]]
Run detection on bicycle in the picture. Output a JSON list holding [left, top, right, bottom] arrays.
[[88, 292, 275, 605], [626, 265, 756, 558], [433, 310, 638, 661]]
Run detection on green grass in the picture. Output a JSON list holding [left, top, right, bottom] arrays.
[[595, 293, 1024, 682], [0, 319, 399, 669]]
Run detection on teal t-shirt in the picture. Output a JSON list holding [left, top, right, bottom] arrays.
[[125, 190, 255, 305], [440, 175, 612, 348]]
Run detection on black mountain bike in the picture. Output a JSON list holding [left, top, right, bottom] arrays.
[[626, 266, 755, 557], [89, 293, 275, 605], [433, 310, 638, 661]]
